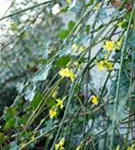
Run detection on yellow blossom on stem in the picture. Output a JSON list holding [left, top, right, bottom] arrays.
[[55, 138, 65, 150], [59, 68, 76, 82], [49, 109, 57, 119], [56, 98, 64, 109], [90, 95, 98, 105], [103, 40, 116, 52], [96, 61, 104, 71], [104, 60, 114, 71], [117, 21, 124, 28], [96, 60, 113, 71]]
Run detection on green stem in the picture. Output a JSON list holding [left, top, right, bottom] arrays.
[[0, 0, 53, 21], [110, 4, 135, 150]]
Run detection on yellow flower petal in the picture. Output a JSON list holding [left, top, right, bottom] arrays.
[[91, 96, 98, 105], [55, 138, 65, 150], [117, 21, 124, 28], [104, 61, 114, 71], [59, 138, 65, 146], [97, 61, 104, 71], [49, 109, 57, 119], [59, 68, 76, 82], [56, 98, 64, 109], [96, 60, 113, 72], [103, 40, 116, 52]]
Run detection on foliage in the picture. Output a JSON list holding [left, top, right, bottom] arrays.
[[0, 0, 135, 149]]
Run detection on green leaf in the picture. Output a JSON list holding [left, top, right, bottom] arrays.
[[60, 6, 69, 13], [0, 133, 5, 145], [3, 107, 17, 121], [59, 29, 69, 40], [46, 97, 56, 107], [38, 59, 47, 64], [68, 21, 75, 31], [85, 0, 94, 7], [19, 114, 29, 125], [56, 56, 70, 67], [85, 25, 90, 34], [127, 31, 135, 48], [30, 92, 42, 110], [3, 118, 15, 131], [32, 64, 51, 82], [129, 101, 135, 112]]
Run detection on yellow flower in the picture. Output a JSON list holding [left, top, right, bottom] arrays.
[[97, 61, 104, 71], [103, 40, 116, 52], [59, 68, 76, 82], [104, 60, 113, 71], [91, 96, 98, 105], [66, 0, 72, 4], [49, 109, 57, 119], [56, 98, 64, 109], [55, 138, 65, 150], [117, 21, 124, 28], [96, 60, 113, 71]]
